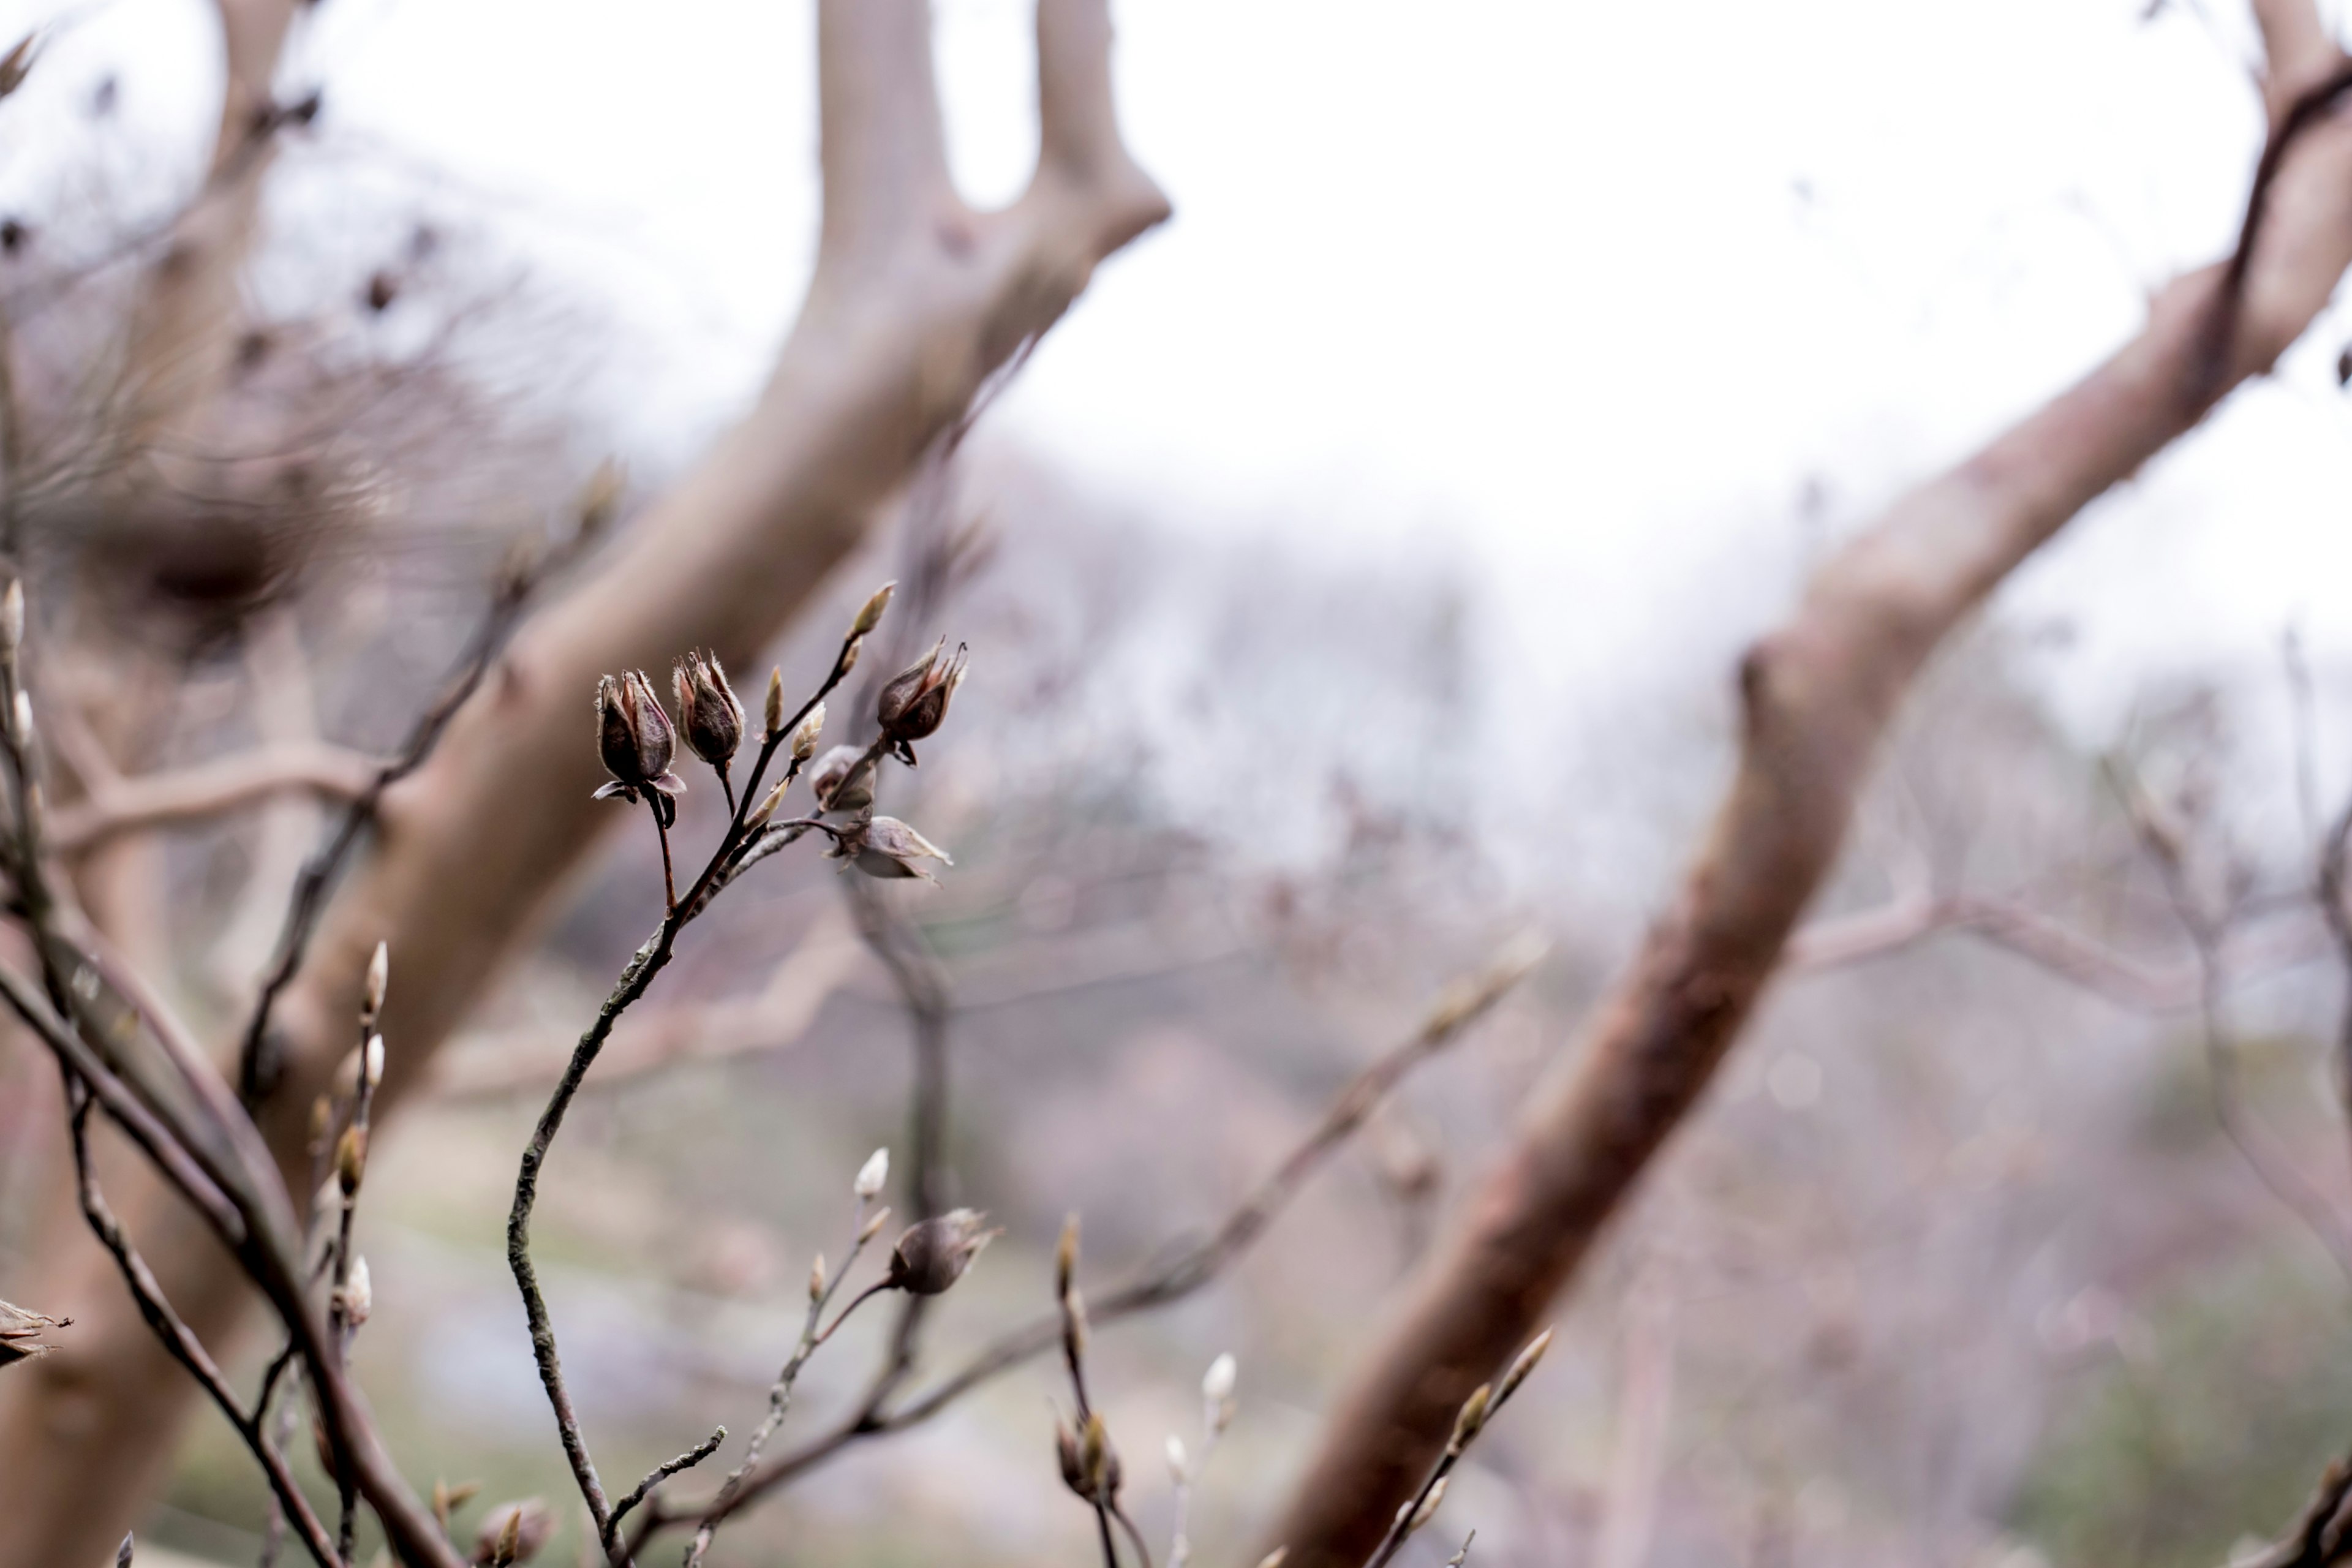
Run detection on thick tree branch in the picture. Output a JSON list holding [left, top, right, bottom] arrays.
[[1263, 21, 2352, 1563]]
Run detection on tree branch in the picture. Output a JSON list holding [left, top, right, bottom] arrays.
[[1263, 37, 2352, 1566], [46, 741, 380, 854]]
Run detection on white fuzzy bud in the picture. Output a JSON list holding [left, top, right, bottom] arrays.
[[854, 1147, 889, 1200], [363, 1033, 385, 1091], [1165, 1434, 1188, 1483], [1202, 1352, 1237, 1406]]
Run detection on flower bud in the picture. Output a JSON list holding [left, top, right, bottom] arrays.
[[472, 1498, 552, 1566], [851, 581, 895, 637], [884, 1208, 997, 1295], [1, 578, 22, 655], [673, 650, 744, 770], [1080, 1411, 1119, 1501], [1495, 1325, 1553, 1405], [1256, 1553, 1289, 1568], [334, 1125, 367, 1196], [857, 1205, 891, 1244], [763, 666, 785, 740], [1446, 1382, 1491, 1453], [874, 637, 968, 760], [341, 1255, 373, 1327], [1402, 1476, 1448, 1535], [855, 1147, 889, 1200], [9, 689, 29, 748], [745, 775, 793, 833], [307, 1095, 334, 1156], [1165, 1434, 1188, 1484], [809, 746, 875, 815], [363, 1033, 385, 1092], [363, 941, 389, 1023], [809, 1252, 827, 1303], [591, 671, 685, 807], [1202, 1352, 1237, 1408], [789, 701, 826, 764]]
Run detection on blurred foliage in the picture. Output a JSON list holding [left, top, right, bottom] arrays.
[[2011, 1248, 2352, 1568]]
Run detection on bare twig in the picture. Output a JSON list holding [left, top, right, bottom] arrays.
[[631, 935, 1545, 1548], [46, 742, 381, 854]]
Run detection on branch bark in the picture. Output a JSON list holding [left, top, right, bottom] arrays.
[[0, 3, 1164, 1560], [1264, 18, 2352, 1564]]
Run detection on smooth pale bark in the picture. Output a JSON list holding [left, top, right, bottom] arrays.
[[1264, 17, 2352, 1566], [0, 3, 1164, 1563]]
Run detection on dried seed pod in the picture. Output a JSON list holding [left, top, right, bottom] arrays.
[[0, 1297, 67, 1370], [1055, 1415, 1089, 1499], [472, 1498, 552, 1566], [809, 745, 875, 815], [673, 650, 744, 770], [884, 1208, 997, 1295], [873, 636, 968, 760], [590, 671, 685, 807], [849, 816, 952, 883]]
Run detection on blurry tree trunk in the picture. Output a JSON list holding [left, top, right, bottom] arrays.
[[1264, 10, 2352, 1564], [0, 2, 1163, 1562]]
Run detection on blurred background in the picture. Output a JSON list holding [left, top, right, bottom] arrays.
[[6, 1, 2352, 1565]]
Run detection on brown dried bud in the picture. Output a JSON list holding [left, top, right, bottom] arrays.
[[809, 745, 875, 815], [1055, 1214, 1079, 1302], [335, 1125, 368, 1196], [591, 671, 685, 809], [673, 650, 744, 770], [0, 1297, 67, 1371], [848, 816, 952, 883], [472, 1498, 552, 1566], [1056, 1415, 1090, 1499], [851, 581, 895, 637], [884, 1208, 997, 1295], [873, 636, 968, 758]]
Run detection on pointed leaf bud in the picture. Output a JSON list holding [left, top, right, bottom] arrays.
[[855, 1147, 889, 1200], [1080, 1411, 1115, 1500], [473, 1498, 551, 1566], [363, 941, 389, 1023], [1447, 1383, 1491, 1453], [1056, 1215, 1080, 1302], [763, 666, 785, 740], [363, 1033, 385, 1092], [9, 690, 29, 748], [673, 650, 744, 770], [1495, 1326, 1553, 1406], [789, 701, 825, 764], [1256, 1553, 1289, 1568], [851, 581, 895, 636], [857, 1205, 891, 1244], [308, 1095, 334, 1155], [809, 1252, 827, 1303], [1, 578, 22, 655], [1165, 1433, 1188, 1483], [334, 1125, 367, 1196], [116, 1530, 133, 1567], [884, 1209, 997, 1295], [1404, 1476, 1449, 1535]]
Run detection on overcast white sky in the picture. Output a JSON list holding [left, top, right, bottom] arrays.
[[9, 0, 2352, 753]]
